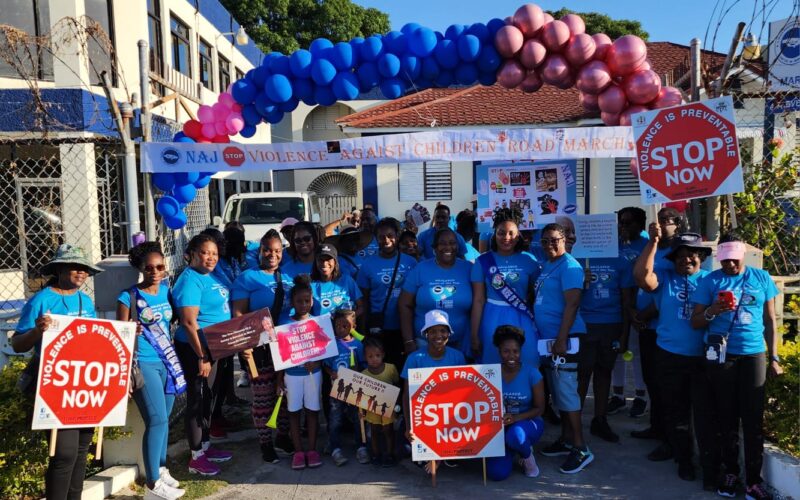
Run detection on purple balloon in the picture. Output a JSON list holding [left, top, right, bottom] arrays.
[[598, 85, 628, 114], [579, 92, 600, 111], [565, 33, 596, 67], [651, 86, 684, 108], [540, 54, 571, 86], [619, 105, 650, 126], [520, 39, 547, 69], [494, 25, 524, 58], [576, 60, 612, 95], [601, 111, 621, 126], [496, 60, 526, 89], [518, 70, 543, 92], [541, 21, 571, 52], [623, 69, 662, 104]]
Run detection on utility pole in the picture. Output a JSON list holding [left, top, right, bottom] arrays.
[[689, 38, 703, 233], [139, 40, 158, 240]]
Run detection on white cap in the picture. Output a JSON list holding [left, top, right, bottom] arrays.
[[421, 309, 453, 336]]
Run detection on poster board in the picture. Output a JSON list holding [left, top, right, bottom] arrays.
[[330, 367, 400, 419], [269, 314, 338, 371]]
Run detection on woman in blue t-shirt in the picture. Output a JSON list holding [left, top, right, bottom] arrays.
[[172, 234, 232, 476], [231, 229, 293, 463], [486, 326, 545, 481], [471, 208, 540, 366], [12, 244, 100, 500], [281, 221, 319, 277], [690, 236, 783, 499], [116, 242, 183, 498]]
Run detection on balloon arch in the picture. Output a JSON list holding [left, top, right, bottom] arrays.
[[154, 3, 683, 229]]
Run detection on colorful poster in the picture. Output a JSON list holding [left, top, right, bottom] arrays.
[[329, 367, 401, 419], [269, 314, 338, 371], [571, 214, 620, 259]]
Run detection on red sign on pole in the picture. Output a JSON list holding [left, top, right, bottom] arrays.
[[632, 95, 743, 204]]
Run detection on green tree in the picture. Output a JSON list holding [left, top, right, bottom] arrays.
[[220, 0, 390, 55], [547, 8, 649, 40]]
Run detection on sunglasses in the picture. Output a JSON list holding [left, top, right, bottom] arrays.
[[143, 264, 166, 273], [293, 235, 313, 245], [540, 237, 564, 246]]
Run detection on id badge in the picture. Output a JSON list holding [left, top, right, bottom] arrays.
[[537, 338, 579, 356], [677, 303, 691, 320], [705, 334, 727, 364]]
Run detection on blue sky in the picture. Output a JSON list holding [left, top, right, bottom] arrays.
[[354, 0, 796, 53]]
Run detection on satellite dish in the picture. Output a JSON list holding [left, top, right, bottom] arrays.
[[308, 171, 357, 197]]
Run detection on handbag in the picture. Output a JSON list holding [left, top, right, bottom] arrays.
[[128, 289, 146, 392], [368, 252, 401, 334]]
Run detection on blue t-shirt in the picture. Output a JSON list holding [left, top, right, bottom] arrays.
[[416, 227, 468, 260], [245, 241, 261, 270], [401, 258, 473, 343], [651, 268, 709, 356], [533, 253, 586, 338], [323, 337, 364, 372], [503, 364, 543, 415], [213, 257, 246, 289], [635, 246, 672, 329], [338, 254, 360, 280], [311, 275, 363, 317], [471, 251, 541, 302], [117, 284, 173, 363], [401, 346, 466, 379], [281, 257, 313, 278], [356, 253, 417, 330], [620, 236, 649, 265], [15, 288, 96, 353], [172, 267, 231, 343], [464, 243, 481, 263], [580, 257, 634, 324], [693, 268, 779, 355], [230, 269, 294, 325]]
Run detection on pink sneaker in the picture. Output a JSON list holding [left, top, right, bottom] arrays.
[[204, 446, 233, 462], [292, 451, 306, 470], [306, 450, 322, 468], [188, 454, 220, 476]]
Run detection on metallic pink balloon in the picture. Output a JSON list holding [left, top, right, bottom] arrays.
[[592, 33, 613, 60], [629, 159, 640, 179], [513, 4, 545, 38], [565, 33, 596, 67], [540, 54, 571, 85], [541, 20, 571, 52], [651, 86, 684, 108], [639, 59, 652, 71], [554, 72, 575, 89], [504, 16, 513, 24], [606, 35, 647, 77], [543, 13, 554, 23], [624, 69, 662, 104], [601, 111, 620, 126], [497, 60, 526, 89], [518, 70, 543, 92], [580, 91, 600, 111], [576, 60, 612, 95], [598, 85, 627, 114], [520, 39, 548, 69], [495, 25, 525, 57], [619, 105, 649, 126], [561, 14, 585, 35]]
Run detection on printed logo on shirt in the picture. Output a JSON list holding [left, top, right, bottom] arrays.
[[321, 298, 332, 309]]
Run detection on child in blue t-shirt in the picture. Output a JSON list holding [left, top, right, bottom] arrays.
[[323, 309, 368, 466]]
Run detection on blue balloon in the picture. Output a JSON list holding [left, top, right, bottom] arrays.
[[434, 39, 459, 69], [314, 85, 336, 106], [349, 37, 365, 56], [175, 172, 200, 185], [434, 70, 454, 87], [477, 45, 502, 73], [231, 79, 257, 104], [156, 196, 180, 218], [265, 108, 284, 124], [332, 72, 360, 100], [408, 28, 437, 57], [264, 74, 293, 103], [421, 57, 440, 80], [445, 24, 467, 41], [311, 58, 337, 86], [401, 23, 422, 35], [360, 36, 383, 62], [289, 49, 313, 79], [310, 38, 334, 55], [242, 104, 262, 126], [457, 34, 481, 62], [240, 124, 257, 138], [435, 31, 445, 42], [278, 97, 299, 113], [356, 62, 380, 90], [455, 63, 478, 85], [172, 183, 197, 204], [164, 211, 187, 230], [330, 42, 355, 71], [262, 52, 282, 67], [380, 78, 405, 99], [293, 79, 314, 102], [251, 66, 270, 88], [268, 54, 290, 75], [193, 174, 212, 189], [175, 135, 196, 143], [487, 18, 506, 37], [384, 31, 407, 54], [377, 53, 401, 78], [152, 173, 176, 192], [478, 71, 497, 86], [467, 23, 490, 42], [400, 55, 421, 81], [172, 131, 186, 141], [254, 92, 276, 117]]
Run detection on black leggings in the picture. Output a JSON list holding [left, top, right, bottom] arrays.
[[176, 341, 217, 451], [639, 328, 664, 435], [45, 427, 94, 500]]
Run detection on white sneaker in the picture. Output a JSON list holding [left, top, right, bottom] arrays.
[[331, 448, 348, 466], [144, 479, 185, 499], [159, 467, 180, 488], [356, 446, 370, 465], [521, 453, 540, 478], [237, 373, 250, 387]]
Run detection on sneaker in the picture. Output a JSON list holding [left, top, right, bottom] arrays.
[[590, 417, 620, 443], [261, 443, 279, 464], [274, 434, 295, 455], [559, 447, 594, 474], [381, 454, 397, 468], [647, 442, 673, 462], [204, 446, 233, 462], [541, 438, 573, 457], [331, 448, 348, 466], [629, 397, 648, 418], [745, 483, 772, 500], [209, 421, 228, 440], [292, 451, 306, 470], [306, 450, 323, 468], [521, 453, 540, 478], [356, 446, 370, 465], [236, 373, 250, 388], [188, 454, 220, 476], [144, 479, 184, 500], [717, 474, 738, 497], [607, 395, 627, 415], [159, 467, 179, 488]]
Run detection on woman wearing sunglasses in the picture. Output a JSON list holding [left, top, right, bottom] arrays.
[[281, 221, 318, 277]]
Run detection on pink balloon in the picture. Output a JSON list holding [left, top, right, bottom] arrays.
[[520, 39, 548, 69], [639, 60, 652, 72], [504, 16, 513, 24], [629, 159, 640, 179], [214, 121, 228, 136], [606, 35, 647, 77], [495, 25, 525, 57], [601, 111, 620, 126], [619, 105, 649, 126], [598, 85, 628, 114], [592, 33, 613, 60], [540, 54, 571, 85], [231, 103, 243, 112], [624, 69, 662, 104], [218, 92, 235, 108], [513, 4, 545, 38], [561, 14, 585, 35], [541, 20, 571, 52], [201, 122, 217, 139], [543, 12, 554, 23], [564, 33, 596, 67], [580, 92, 600, 111], [577, 60, 612, 95], [651, 86, 684, 108], [518, 70, 543, 92], [554, 72, 575, 89], [497, 60, 526, 89], [226, 114, 245, 134], [197, 105, 214, 123], [212, 102, 230, 121]]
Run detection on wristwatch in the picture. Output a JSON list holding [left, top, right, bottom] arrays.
[[770, 355, 781, 363], [703, 307, 717, 321], [200, 354, 210, 362]]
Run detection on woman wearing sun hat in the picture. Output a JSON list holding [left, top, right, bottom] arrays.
[[12, 244, 102, 500]]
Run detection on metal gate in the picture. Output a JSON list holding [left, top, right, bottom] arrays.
[[15, 178, 64, 295], [314, 195, 358, 226]]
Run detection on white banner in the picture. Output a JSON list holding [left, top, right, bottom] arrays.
[[141, 126, 635, 173]]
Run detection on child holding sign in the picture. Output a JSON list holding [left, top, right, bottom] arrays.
[[277, 275, 323, 470], [361, 336, 400, 467]]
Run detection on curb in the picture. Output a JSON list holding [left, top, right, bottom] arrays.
[[80, 465, 138, 500], [764, 443, 800, 499]]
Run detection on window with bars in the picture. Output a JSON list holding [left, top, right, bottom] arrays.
[[198, 38, 212, 90], [170, 14, 191, 77], [614, 157, 640, 196], [218, 55, 231, 95], [398, 162, 452, 201], [86, 0, 115, 86]]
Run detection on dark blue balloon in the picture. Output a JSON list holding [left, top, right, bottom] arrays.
[[330, 42, 355, 70], [239, 124, 257, 138], [384, 31, 407, 54], [231, 79, 257, 104], [400, 55, 421, 81], [172, 183, 197, 204], [242, 104, 261, 125], [467, 23, 490, 42], [360, 36, 383, 62], [435, 31, 445, 42], [156, 196, 180, 218], [268, 54, 290, 75], [289, 49, 313, 79], [314, 85, 336, 106], [457, 34, 481, 62], [380, 78, 405, 99], [251, 66, 270, 88], [311, 58, 337, 86], [164, 211, 187, 230], [293, 78, 314, 102], [487, 18, 506, 37], [377, 53, 401, 78], [434, 70, 454, 87], [356, 62, 380, 90], [172, 131, 186, 141], [175, 135, 196, 143], [455, 63, 478, 85], [254, 92, 276, 116], [477, 45, 502, 73], [193, 174, 212, 189], [401, 23, 422, 35], [152, 173, 176, 192], [278, 97, 299, 113], [310, 38, 334, 55], [421, 56, 440, 80], [478, 71, 497, 86], [445, 24, 467, 41], [265, 108, 284, 124], [408, 27, 437, 57], [262, 52, 282, 67], [434, 39, 459, 69], [176, 172, 200, 185], [264, 74, 293, 103], [332, 72, 360, 100]]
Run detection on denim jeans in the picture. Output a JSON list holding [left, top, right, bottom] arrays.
[[328, 397, 364, 451]]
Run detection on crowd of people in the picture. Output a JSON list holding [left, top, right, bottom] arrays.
[[11, 202, 785, 500]]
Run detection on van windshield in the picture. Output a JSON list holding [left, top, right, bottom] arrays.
[[234, 197, 305, 224]]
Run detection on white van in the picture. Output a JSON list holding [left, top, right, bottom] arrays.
[[215, 191, 320, 242]]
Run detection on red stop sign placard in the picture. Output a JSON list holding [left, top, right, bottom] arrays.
[[632, 96, 743, 204], [34, 317, 134, 429], [222, 146, 245, 167], [408, 365, 504, 461]]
